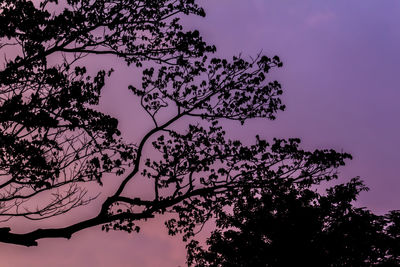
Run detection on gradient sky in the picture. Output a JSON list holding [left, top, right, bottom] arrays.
[[1, 1, 400, 266]]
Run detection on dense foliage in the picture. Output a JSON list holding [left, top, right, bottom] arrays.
[[187, 177, 400, 266]]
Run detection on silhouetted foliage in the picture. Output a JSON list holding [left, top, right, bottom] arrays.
[[0, 2, 397, 262], [186, 177, 400, 266], [0, 0, 212, 222]]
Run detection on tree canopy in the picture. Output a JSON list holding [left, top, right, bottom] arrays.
[[186, 178, 400, 266], [0, 2, 397, 265]]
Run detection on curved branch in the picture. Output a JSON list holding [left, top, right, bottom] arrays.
[[113, 111, 187, 197], [0, 211, 152, 246]]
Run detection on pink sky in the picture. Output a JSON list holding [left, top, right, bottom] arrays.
[[1, 0, 400, 266]]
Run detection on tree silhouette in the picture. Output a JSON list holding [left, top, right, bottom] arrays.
[[186, 178, 400, 266], [0, 1, 393, 257]]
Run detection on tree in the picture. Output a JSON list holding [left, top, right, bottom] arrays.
[[186, 178, 400, 266], [0, 0, 374, 252]]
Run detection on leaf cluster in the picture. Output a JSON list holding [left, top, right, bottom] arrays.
[[187, 178, 400, 266]]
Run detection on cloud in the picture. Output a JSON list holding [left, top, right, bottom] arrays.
[[306, 11, 336, 27]]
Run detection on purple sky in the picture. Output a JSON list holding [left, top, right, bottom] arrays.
[[2, 1, 400, 266]]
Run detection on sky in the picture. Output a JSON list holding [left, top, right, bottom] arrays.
[[1, 0, 400, 266]]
